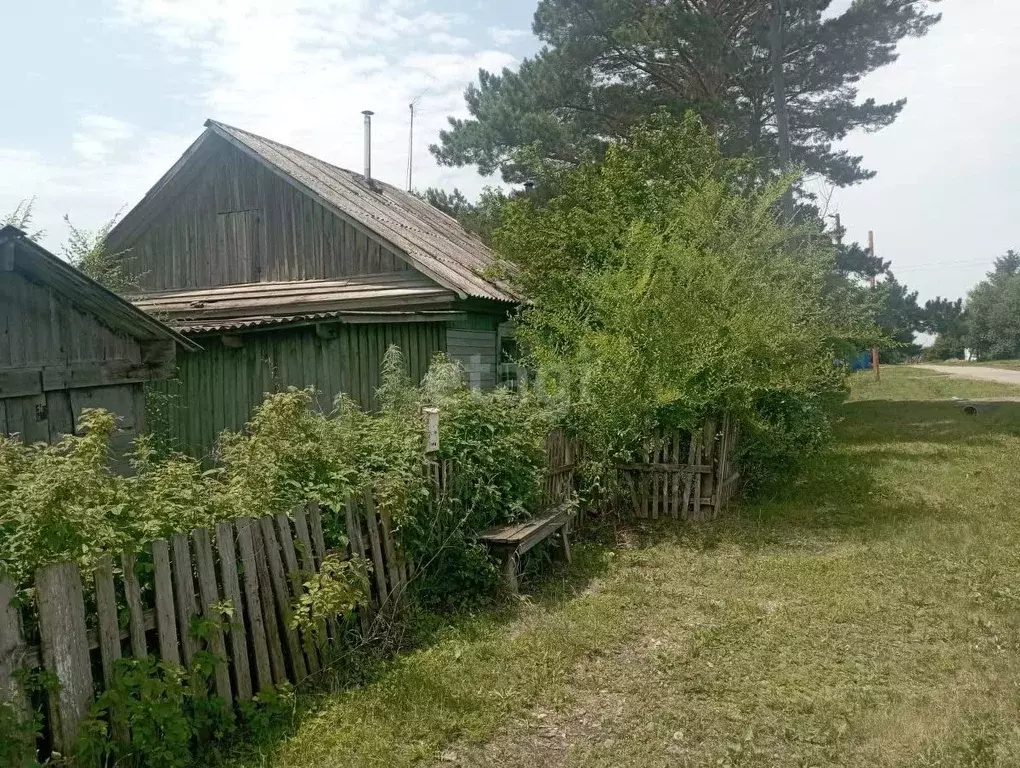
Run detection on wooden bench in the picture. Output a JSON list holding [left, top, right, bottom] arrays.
[[478, 506, 574, 596]]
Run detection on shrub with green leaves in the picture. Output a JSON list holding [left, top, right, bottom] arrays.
[[0, 410, 131, 581], [495, 112, 852, 493], [0, 350, 560, 766]]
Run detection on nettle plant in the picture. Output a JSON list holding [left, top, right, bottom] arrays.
[[0, 348, 558, 595], [0, 348, 560, 765]]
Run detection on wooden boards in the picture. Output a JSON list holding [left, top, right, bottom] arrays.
[[621, 417, 739, 521], [35, 562, 93, 754], [216, 521, 253, 702], [8, 497, 407, 759], [0, 574, 27, 713]]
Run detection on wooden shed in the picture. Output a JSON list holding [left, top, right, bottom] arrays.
[[107, 120, 519, 457], [0, 225, 197, 448]]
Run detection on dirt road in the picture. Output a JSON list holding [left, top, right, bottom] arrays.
[[916, 364, 1020, 386]]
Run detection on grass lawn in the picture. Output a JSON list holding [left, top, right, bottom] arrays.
[[236, 366, 1020, 767]]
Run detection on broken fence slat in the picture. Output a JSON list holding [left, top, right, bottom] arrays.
[[93, 556, 121, 689], [277, 513, 322, 673], [152, 539, 181, 666], [170, 532, 199, 665], [235, 518, 273, 693], [35, 561, 92, 755], [94, 556, 130, 743], [0, 573, 27, 714], [216, 521, 253, 702], [258, 517, 308, 682], [362, 489, 391, 607], [249, 518, 287, 685], [192, 527, 233, 705], [120, 551, 148, 659]]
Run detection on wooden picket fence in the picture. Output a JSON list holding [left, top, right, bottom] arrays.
[[424, 427, 580, 524], [0, 493, 406, 757], [543, 427, 579, 514], [0, 423, 581, 759], [619, 414, 739, 521]]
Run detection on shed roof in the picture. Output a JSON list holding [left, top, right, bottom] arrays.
[[0, 226, 199, 351], [111, 119, 517, 303], [131, 272, 458, 333]]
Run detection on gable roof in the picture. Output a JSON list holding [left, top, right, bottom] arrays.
[[0, 226, 199, 351], [110, 120, 517, 304]]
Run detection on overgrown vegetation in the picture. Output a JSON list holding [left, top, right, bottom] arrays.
[[77, 614, 297, 768], [0, 349, 560, 765], [61, 213, 136, 294], [1, 197, 44, 241], [0, 351, 555, 589], [232, 366, 1020, 767], [495, 113, 854, 494], [1, 202, 134, 293]]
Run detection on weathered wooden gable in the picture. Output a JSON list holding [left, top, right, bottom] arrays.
[[0, 227, 191, 448], [111, 136, 412, 293], [0, 270, 150, 445]]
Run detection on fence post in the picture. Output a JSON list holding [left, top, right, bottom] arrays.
[[0, 574, 27, 715], [424, 407, 440, 454], [35, 561, 93, 755]]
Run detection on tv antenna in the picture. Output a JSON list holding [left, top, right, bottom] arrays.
[[407, 90, 427, 192]]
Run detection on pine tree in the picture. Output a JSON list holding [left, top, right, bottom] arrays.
[[432, 0, 940, 188]]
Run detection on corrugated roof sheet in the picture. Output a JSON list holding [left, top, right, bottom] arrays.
[[173, 310, 466, 335], [0, 226, 199, 351], [204, 120, 517, 303], [132, 273, 457, 327]]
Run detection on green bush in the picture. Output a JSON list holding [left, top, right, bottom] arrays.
[[0, 348, 560, 765], [494, 112, 852, 496], [0, 350, 557, 597]]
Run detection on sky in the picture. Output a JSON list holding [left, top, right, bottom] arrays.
[[1, 0, 1015, 305]]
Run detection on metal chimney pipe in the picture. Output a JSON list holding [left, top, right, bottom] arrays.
[[362, 110, 374, 180]]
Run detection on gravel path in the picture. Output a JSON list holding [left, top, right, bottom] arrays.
[[916, 364, 1020, 386]]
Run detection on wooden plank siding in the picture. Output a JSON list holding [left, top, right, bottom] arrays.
[[1, 269, 154, 446], [151, 322, 446, 458], [447, 323, 498, 391], [117, 138, 411, 292], [0, 271, 143, 372]]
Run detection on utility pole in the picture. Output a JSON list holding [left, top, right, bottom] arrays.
[[771, 0, 794, 222], [870, 229, 881, 382]]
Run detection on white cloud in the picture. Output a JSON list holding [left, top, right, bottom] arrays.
[[428, 32, 472, 50], [489, 27, 528, 46], [109, 0, 516, 197], [832, 0, 1020, 302], [71, 115, 137, 163], [0, 130, 197, 251], [1, 0, 519, 253]]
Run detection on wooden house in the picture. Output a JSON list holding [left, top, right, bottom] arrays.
[[108, 120, 518, 456], [0, 225, 197, 449]]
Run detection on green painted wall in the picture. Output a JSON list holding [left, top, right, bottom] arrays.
[[446, 314, 499, 391], [154, 321, 446, 458]]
